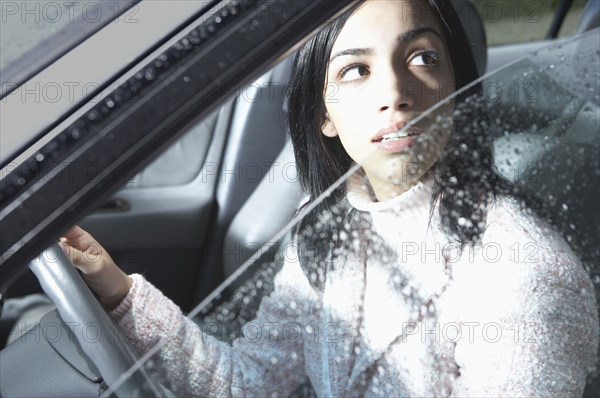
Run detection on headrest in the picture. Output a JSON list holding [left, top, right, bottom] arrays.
[[451, 0, 488, 76], [577, 0, 600, 34]]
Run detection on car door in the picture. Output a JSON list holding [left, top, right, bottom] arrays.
[[1, 0, 598, 396]]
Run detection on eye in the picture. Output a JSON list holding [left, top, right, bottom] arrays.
[[338, 64, 370, 82], [409, 50, 440, 67]]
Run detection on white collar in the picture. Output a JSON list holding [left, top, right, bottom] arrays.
[[346, 169, 434, 214]]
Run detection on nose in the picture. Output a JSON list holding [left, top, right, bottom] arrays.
[[377, 67, 414, 113]]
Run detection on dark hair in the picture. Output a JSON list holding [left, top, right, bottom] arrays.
[[288, 0, 495, 247], [286, 11, 355, 209]]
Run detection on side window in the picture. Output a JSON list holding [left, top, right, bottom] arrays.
[[473, 0, 588, 46]]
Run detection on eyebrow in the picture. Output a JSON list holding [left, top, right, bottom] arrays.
[[398, 27, 442, 42], [329, 27, 443, 63]]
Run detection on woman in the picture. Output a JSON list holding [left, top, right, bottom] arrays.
[[61, 0, 599, 396]]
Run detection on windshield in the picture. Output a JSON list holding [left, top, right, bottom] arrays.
[[108, 30, 600, 397], [0, 1, 138, 82]]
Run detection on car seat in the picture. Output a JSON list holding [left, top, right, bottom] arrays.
[[578, 0, 600, 35]]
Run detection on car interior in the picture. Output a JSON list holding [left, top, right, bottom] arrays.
[[1, 0, 599, 396]]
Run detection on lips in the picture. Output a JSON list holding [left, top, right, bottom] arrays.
[[377, 129, 417, 142], [371, 122, 419, 142], [372, 121, 420, 147]]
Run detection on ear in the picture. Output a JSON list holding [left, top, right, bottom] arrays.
[[321, 117, 338, 138]]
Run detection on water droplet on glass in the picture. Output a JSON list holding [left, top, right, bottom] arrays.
[[87, 110, 99, 121], [144, 68, 156, 81]]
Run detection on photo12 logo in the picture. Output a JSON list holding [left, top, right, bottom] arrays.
[[1, 81, 112, 104], [401, 321, 540, 344], [1, 1, 139, 24]]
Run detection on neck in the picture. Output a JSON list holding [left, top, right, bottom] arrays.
[[364, 171, 420, 202]]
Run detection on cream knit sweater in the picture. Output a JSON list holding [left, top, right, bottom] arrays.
[[112, 176, 599, 397]]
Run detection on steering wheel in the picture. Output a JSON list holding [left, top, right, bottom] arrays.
[[29, 244, 164, 397]]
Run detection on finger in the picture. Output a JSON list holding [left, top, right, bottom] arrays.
[[58, 240, 103, 274], [61, 225, 103, 256]]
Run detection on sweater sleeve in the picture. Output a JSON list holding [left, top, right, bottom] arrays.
[[450, 198, 599, 397], [110, 244, 315, 397]]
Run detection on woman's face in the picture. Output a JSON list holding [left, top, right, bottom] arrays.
[[323, 0, 455, 200]]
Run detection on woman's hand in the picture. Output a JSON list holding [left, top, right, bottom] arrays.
[[58, 225, 133, 311]]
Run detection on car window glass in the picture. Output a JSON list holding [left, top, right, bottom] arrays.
[[474, 0, 588, 46], [112, 30, 600, 397]]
